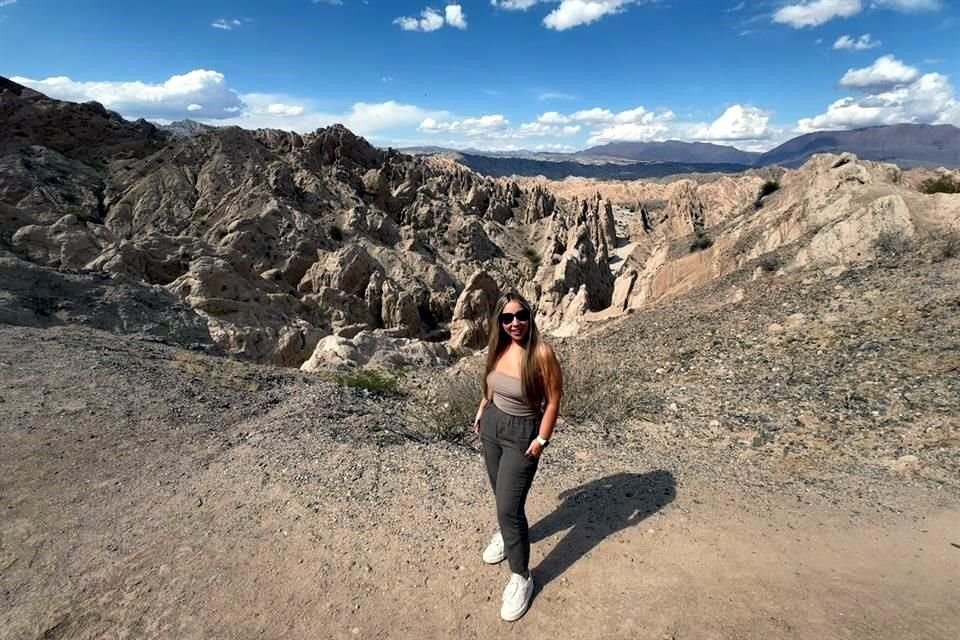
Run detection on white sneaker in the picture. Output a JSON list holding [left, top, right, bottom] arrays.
[[482, 531, 505, 564], [500, 572, 534, 621]]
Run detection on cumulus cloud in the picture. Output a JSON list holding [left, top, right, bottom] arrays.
[[491, 0, 652, 30], [773, 0, 940, 28], [839, 54, 920, 91], [419, 114, 510, 135], [445, 4, 468, 28], [686, 105, 774, 141], [797, 61, 960, 132], [773, 0, 862, 28], [10, 70, 245, 120], [833, 33, 880, 50], [395, 5, 467, 31], [544, 0, 634, 30]]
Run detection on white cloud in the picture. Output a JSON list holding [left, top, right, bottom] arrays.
[[0, 0, 18, 7], [266, 103, 306, 117], [544, 0, 633, 30], [797, 66, 960, 132], [726, 1, 746, 11], [211, 18, 243, 30], [518, 122, 582, 137], [839, 55, 920, 91], [833, 33, 880, 50], [686, 105, 773, 141], [445, 4, 468, 28], [10, 70, 245, 120], [773, 0, 940, 28], [537, 111, 572, 124], [394, 8, 445, 31], [313, 0, 344, 5], [490, 0, 541, 9], [186, 104, 203, 112], [570, 107, 615, 124], [773, 0, 862, 28], [394, 5, 466, 31], [419, 114, 511, 135], [492, 0, 652, 30]]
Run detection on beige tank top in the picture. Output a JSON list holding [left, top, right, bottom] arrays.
[[487, 370, 539, 418]]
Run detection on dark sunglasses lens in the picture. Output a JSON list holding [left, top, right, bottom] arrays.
[[500, 309, 530, 324]]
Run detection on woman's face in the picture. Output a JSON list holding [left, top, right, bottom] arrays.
[[500, 300, 531, 342]]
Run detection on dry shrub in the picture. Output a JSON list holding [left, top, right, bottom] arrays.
[[416, 361, 485, 441], [559, 347, 662, 435], [919, 174, 960, 195], [928, 229, 960, 262], [873, 230, 915, 260], [169, 352, 262, 392]]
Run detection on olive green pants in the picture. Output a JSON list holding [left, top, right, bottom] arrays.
[[479, 403, 542, 575]]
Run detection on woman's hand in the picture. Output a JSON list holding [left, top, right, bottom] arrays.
[[524, 440, 544, 460]]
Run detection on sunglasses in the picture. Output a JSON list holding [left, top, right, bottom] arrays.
[[499, 309, 531, 325]]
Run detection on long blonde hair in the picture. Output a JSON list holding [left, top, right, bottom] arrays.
[[482, 291, 545, 410]]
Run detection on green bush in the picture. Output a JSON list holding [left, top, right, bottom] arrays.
[[758, 180, 781, 198], [919, 175, 960, 195], [523, 247, 542, 268], [333, 368, 400, 396], [759, 255, 781, 272], [689, 228, 713, 253]]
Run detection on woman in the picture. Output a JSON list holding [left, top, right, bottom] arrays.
[[473, 291, 563, 621]]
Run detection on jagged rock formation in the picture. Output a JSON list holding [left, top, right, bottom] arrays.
[[0, 77, 610, 367], [601, 152, 960, 315]]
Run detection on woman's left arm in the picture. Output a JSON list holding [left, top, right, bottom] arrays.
[[526, 343, 563, 458]]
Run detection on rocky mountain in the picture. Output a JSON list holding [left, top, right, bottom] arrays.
[[159, 118, 217, 139], [0, 76, 617, 368], [579, 140, 761, 165], [754, 123, 960, 169]]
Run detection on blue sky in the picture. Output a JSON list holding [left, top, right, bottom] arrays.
[[1, 0, 958, 151]]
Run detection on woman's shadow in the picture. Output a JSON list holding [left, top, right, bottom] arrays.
[[530, 470, 676, 590]]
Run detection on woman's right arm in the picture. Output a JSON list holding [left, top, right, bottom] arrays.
[[474, 395, 489, 434]]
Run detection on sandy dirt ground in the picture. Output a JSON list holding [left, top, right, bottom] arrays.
[[1, 326, 958, 640]]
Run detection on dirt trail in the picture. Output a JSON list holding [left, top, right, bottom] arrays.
[[1, 326, 958, 640]]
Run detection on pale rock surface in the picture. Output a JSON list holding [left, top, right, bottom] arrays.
[[449, 270, 500, 350], [299, 330, 450, 371]]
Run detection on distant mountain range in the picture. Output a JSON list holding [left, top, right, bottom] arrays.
[[579, 140, 761, 165], [157, 120, 959, 179], [400, 123, 960, 178]]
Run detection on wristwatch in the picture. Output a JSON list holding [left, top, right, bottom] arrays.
[[535, 435, 549, 447]]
